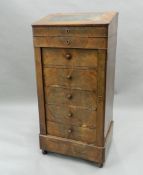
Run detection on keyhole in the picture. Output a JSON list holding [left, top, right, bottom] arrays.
[[66, 29, 70, 33], [66, 40, 71, 45]]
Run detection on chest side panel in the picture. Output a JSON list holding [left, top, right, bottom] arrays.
[[104, 14, 118, 138]]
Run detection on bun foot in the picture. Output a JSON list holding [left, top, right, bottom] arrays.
[[96, 163, 103, 168], [42, 150, 48, 155]]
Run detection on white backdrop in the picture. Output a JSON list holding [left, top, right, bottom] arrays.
[[0, 0, 143, 175]]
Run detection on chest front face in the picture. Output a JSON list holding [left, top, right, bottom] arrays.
[[33, 26, 107, 143], [32, 12, 118, 166]]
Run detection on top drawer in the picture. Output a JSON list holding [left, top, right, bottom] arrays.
[[33, 26, 108, 37], [33, 36, 107, 49]]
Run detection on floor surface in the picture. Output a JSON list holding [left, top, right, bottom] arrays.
[[0, 99, 143, 175]]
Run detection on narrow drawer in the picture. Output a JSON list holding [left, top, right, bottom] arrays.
[[43, 68, 97, 91], [45, 87, 97, 109], [34, 36, 107, 49], [46, 104, 96, 129], [47, 121, 96, 144], [33, 26, 107, 37], [42, 48, 99, 68]]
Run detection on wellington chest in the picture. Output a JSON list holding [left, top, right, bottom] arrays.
[[32, 12, 118, 167]]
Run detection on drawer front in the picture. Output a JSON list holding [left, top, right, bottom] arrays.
[[42, 48, 98, 68], [47, 121, 96, 144], [33, 26, 107, 37], [46, 104, 96, 129], [34, 36, 107, 49], [45, 87, 97, 109], [44, 68, 97, 91]]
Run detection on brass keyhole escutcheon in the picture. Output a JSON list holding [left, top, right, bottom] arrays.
[[66, 29, 70, 33], [66, 40, 71, 45]]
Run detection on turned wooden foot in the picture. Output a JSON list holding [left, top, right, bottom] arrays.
[[96, 163, 103, 168], [42, 150, 48, 155]]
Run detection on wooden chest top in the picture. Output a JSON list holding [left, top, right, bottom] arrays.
[[32, 11, 117, 26]]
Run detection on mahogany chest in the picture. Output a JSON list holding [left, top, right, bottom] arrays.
[[32, 12, 118, 167]]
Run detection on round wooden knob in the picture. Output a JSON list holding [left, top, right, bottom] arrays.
[[66, 75, 72, 79], [68, 129, 72, 133], [65, 53, 72, 59], [67, 112, 73, 117], [67, 94, 72, 99], [93, 107, 97, 111]]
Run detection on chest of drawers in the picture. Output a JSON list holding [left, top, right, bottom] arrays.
[[32, 12, 118, 167]]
